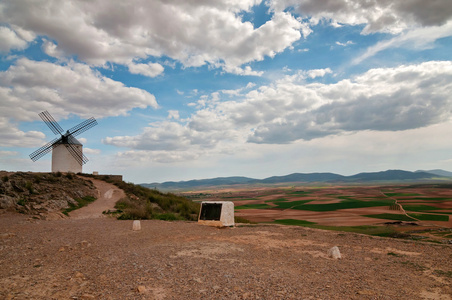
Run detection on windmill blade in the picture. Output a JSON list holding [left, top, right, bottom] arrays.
[[67, 117, 97, 137], [65, 143, 88, 165], [39, 111, 64, 135], [29, 137, 61, 162]]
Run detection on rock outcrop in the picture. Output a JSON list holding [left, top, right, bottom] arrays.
[[0, 171, 97, 218]]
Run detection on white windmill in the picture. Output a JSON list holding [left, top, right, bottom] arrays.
[[29, 111, 97, 173]]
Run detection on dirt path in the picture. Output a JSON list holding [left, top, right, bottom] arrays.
[[68, 177, 125, 219]]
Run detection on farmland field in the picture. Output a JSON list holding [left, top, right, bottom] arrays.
[[183, 184, 452, 242]]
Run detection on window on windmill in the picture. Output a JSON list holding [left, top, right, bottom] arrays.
[[199, 203, 222, 221]]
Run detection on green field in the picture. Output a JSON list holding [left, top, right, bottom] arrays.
[[271, 200, 313, 209], [407, 213, 449, 221], [402, 205, 442, 212], [384, 193, 422, 197], [235, 203, 273, 210], [289, 199, 394, 212], [365, 213, 416, 222]]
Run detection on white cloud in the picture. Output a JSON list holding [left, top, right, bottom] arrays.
[[104, 61, 452, 162], [250, 61, 452, 143], [0, 0, 307, 73], [41, 39, 65, 59], [0, 26, 29, 52], [307, 68, 332, 79], [128, 62, 164, 78], [272, 0, 452, 34], [0, 117, 45, 147], [336, 41, 354, 47], [0, 58, 159, 150], [83, 148, 101, 155], [0, 58, 158, 121], [353, 21, 452, 64], [0, 150, 19, 157], [168, 110, 180, 120]]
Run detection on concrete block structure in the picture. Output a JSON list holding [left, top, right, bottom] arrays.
[[198, 201, 235, 227]]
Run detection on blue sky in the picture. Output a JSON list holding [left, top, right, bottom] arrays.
[[1, 0, 452, 183]]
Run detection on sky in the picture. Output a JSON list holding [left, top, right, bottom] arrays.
[[1, 0, 452, 183]]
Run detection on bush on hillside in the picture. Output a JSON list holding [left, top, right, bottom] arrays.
[[82, 174, 200, 221]]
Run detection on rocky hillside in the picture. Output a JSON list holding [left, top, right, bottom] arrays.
[[0, 171, 97, 219]]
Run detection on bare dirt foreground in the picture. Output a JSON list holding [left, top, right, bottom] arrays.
[[0, 211, 451, 300]]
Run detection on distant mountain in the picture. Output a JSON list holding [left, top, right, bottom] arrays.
[[415, 169, 452, 177], [141, 169, 450, 191], [347, 170, 436, 182], [261, 172, 346, 183], [141, 176, 257, 190]]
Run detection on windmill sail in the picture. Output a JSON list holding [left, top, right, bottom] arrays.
[[29, 137, 61, 162], [39, 110, 64, 135]]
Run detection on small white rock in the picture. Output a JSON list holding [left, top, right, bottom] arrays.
[[132, 220, 141, 231], [327, 246, 342, 259]]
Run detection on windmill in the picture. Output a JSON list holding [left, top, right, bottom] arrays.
[[30, 111, 98, 173]]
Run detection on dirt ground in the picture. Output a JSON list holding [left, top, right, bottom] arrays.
[[1, 211, 451, 299], [1, 182, 452, 299]]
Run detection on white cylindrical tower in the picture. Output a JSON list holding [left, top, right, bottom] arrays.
[[52, 143, 83, 173]]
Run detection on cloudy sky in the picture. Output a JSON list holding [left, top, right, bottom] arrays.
[[1, 0, 452, 183]]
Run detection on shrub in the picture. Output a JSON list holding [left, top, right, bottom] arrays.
[[17, 198, 27, 206], [2, 175, 8, 182], [33, 174, 41, 184], [25, 181, 34, 194], [65, 172, 74, 180]]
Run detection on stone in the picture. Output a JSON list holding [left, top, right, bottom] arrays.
[[137, 285, 147, 293], [132, 220, 141, 231], [327, 246, 342, 259]]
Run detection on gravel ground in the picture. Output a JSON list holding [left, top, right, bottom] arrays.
[[1, 211, 451, 300]]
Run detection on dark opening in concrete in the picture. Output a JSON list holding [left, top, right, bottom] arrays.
[[199, 203, 222, 221]]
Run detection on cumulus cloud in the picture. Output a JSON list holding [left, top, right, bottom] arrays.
[[0, 117, 45, 147], [128, 62, 164, 78], [307, 68, 332, 79], [0, 58, 158, 121], [0, 0, 307, 73], [249, 61, 452, 143], [0, 26, 30, 52], [105, 61, 452, 161], [271, 0, 452, 34]]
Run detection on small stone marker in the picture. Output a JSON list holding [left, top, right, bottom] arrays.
[[198, 201, 235, 227], [132, 220, 141, 231], [327, 246, 342, 259]]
